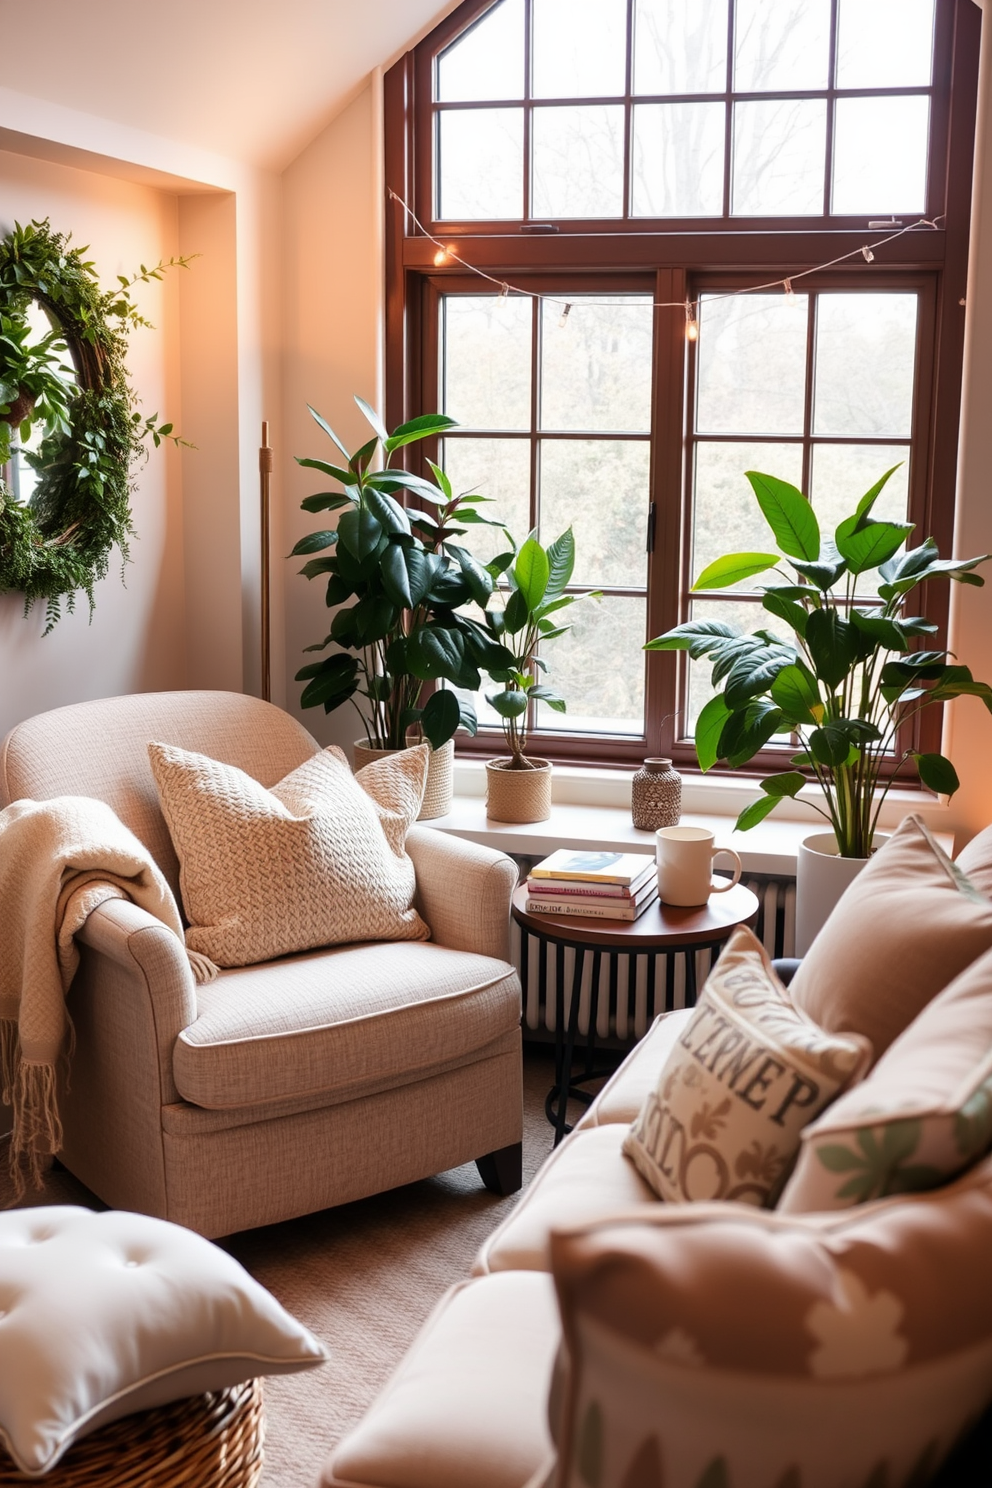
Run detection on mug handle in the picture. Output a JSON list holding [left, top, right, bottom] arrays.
[[710, 847, 742, 893]]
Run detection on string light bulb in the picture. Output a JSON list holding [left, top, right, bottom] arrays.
[[558, 302, 573, 329], [783, 277, 799, 307], [433, 247, 451, 267], [862, 245, 875, 263], [684, 301, 698, 342]]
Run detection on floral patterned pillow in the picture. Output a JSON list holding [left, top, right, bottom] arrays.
[[623, 926, 871, 1207], [779, 942, 992, 1213], [548, 1155, 992, 1488]]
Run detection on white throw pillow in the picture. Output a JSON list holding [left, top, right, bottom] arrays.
[[148, 740, 430, 967], [0, 1206, 328, 1475]]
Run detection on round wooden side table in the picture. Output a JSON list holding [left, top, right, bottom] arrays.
[[512, 881, 760, 1145]]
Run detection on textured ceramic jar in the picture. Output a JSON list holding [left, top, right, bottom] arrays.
[[631, 757, 682, 831]]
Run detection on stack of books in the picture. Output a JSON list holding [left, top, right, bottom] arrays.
[[525, 849, 658, 922]]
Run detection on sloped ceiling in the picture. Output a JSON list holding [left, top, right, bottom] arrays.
[[0, 0, 462, 171]]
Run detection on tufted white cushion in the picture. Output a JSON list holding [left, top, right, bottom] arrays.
[[0, 1206, 328, 1476]]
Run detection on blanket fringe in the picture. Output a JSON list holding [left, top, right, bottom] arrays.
[[187, 949, 219, 984], [1, 1021, 62, 1202]]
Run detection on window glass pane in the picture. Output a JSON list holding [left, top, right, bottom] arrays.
[[810, 443, 910, 596], [534, 595, 646, 737], [437, 0, 525, 101], [685, 596, 765, 735], [532, 0, 628, 99], [633, 0, 728, 95], [732, 100, 827, 215], [813, 293, 918, 437], [441, 296, 532, 430], [692, 441, 804, 589], [440, 436, 531, 565], [832, 97, 930, 217], [532, 105, 626, 218], [540, 439, 650, 588], [696, 293, 808, 435], [734, 0, 830, 92], [837, 0, 935, 88], [632, 103, 725, 217], [438, 109, 523, 219], [540, 296, 653, 432]]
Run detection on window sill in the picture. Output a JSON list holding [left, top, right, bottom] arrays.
[[424, 758, 953, 875]]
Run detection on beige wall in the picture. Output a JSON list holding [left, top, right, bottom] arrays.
[[0, 149, 186, 738]]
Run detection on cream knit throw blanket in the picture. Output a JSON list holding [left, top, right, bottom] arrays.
[[0, 795, 217, 1196]]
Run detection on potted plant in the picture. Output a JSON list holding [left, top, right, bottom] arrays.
[[292, 397, 513, 818], [481, 527, 598, 823], [646, 466, 992, 948]]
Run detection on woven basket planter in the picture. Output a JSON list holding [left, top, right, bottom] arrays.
[[485, 757, 552, 823], [0, 1380, 264, 1488], [353, 738, 454, 820]]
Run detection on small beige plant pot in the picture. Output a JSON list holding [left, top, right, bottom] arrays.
[[353, 738, 454, 820], [485, 757, 553, 823]]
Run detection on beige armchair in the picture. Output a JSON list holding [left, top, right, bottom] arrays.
[[0, 691, 523, 1237]]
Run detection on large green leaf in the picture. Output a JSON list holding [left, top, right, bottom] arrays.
[[723, 643, 796, 710], [384, 413, 459, 453], [770, 663, 823, 725], [296, 652, 359, 710], [545, 528, 576, 598], [380, 542, 414, 608], [805, 608, 858, 689], [419, 687, 462, 749], [810, 724, 859, 767], [735, 795, 782, 832], [307, 404, 351, 459], [290, 529, 338, 556], [745, 471, 821, 560], [486, 688, 529, 719], [453, 545, 495, 606], [788, 543, 848, 591], [761, 587, 810, 638], [337, 507, 383, 561], [835, 517, 914, 575], [364, 488, 411, 536], [691, 552, 780, 591], [849, 609, 911, 651], [851, 463, 904, 523], [914, 752, 960, 796], [298, 556, 338, 580], [514, 538, 551, 611], [718, 700, 784, 768], [695, 693, 731, 772], [407, 625, 476, 684], [645, 619, 738, 655], [762, 770, 807, 798], [354, 395, 389, 444]]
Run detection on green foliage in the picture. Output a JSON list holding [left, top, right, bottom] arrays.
[[646, 466, 992, 856], [0, 218, 192, 628], [480, 527, 599, 766], [294, 398, 507, 750]]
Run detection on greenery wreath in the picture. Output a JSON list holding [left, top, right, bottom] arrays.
[[0, 218, 190, 630]]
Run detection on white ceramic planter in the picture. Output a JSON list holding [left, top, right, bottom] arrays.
[[795, 831, 889, 956]]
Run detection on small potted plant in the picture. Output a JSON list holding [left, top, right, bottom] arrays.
[[292, 397, 512, 818], [481, 527, 599, 823], [646, 466, 992, 947]]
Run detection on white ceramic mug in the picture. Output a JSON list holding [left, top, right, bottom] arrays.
[[655, 826, 743, 907]]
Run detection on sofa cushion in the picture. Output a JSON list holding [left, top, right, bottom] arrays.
[[149, 740, 430, 967], [779, 942, 992, 1212], [323, 1272, 558, 1488], [473, 1126, 654, 1275], [789, 814, 992, 1058], [955, 823, 992, 899], [575, 1009, 694, 1129], [548, 1154, 992, 1488], [0, 1205, 327, 1476], [174, 941, 521, 1110], [623, 926, 871, 1208]]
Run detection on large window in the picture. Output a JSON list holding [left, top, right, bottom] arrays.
[[385, 0, 978, 771]]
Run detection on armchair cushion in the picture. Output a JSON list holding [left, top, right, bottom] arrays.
[[148, 741, 431, 967], [173, 941, 521, 1111]]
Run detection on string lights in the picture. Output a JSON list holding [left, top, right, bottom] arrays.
[[389, 188, 943, 343]]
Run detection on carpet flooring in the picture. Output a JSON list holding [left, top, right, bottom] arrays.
[[0, 1045, 564, 1488]]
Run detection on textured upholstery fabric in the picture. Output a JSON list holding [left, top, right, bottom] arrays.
[[406, 827, 519, 963], [0, 691, 319, 901], [0, 1206, 327, 1475], [149, 741, 430, 966], [575, 1011, 693, 1129], [324, 1272, 558, 1488], [473, 1126, 653, 1275], [548, 1156, 992, 1488], [624, 927, 872, 1208], [955, 823, 992, 899], [779, 942, 992, 1212], [174, 942, 521, 1110], [790, 814, 992, 1058]]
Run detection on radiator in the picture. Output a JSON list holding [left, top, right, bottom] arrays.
[[514, 874, 796, 1045]]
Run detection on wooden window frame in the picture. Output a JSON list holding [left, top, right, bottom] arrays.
[[384, 0, 980, 776]]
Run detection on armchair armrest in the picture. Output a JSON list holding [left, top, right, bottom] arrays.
[[406, 827, 518, 962]]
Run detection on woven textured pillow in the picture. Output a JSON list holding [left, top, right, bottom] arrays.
[[148, 740, 430, 967], [0, 1205, 327, 1475], [623, 926, 871, 1207], [779, 941, 992, 1212], [547, 1154, 992, 1488], [789, 814, 992, 1059]]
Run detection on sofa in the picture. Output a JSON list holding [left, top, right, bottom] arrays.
[[0, 690, 524, 1237], [320, 815, 992, 1488]]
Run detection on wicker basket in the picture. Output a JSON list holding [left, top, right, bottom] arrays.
[[0, 1380, 264, 1488], [353, 738, 454, 820], [485, 758, 552, 823]]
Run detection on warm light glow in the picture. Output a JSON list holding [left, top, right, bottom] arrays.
[[433, 247, 451, 266], [684, 302, 698, 341]]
